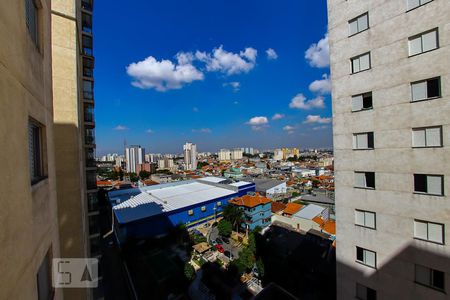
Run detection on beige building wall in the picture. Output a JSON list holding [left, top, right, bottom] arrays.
[[328, 0, 450, 299], [0, 0, 62, 299]]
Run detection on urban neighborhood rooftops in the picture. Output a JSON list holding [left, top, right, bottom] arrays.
[[243, 178, 286, 192], [271, 202, 287, 213], [229, 193, 271, 208]]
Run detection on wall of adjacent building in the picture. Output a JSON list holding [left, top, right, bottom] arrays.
[[0, 0, 62, 298]]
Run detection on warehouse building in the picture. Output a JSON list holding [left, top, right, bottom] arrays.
[[108, 177, 255, 242]]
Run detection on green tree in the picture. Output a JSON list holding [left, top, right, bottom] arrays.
[[128, 172, 139, 182], [139, 170, 150, 179], [197, 162, 209, 169], [248, 233, 256, 253], [232, 247, 255, 274], [256, 258, 265, 278], [222, 204, 244, 232], [184, 263, 195, 281], [217, 219, 232, 237]]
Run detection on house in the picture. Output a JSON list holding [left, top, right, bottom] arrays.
[[229, 193, 272, 230], [243, 178, 287, 198], [283, 203, 303, 216], [271, 202, 287, 214]]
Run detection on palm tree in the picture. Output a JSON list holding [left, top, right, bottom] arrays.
[[222, 204, 244, 233]]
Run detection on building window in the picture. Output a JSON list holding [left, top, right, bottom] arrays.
[[412, 126, 442, 148], [188, 210, 194, 216], [415, 264, 445, 291], [349, 13, 369, 36], [82, 57, 94, 78], [201, 206, 206, 212], [25, 0, 39, 46], [351, 52, 371, 74], [353, 132, 374, 150], [87, 192, 98, 212], [88, 214, 100, 236], [411, 77, 441, 102], [29, 119, 45, 184], [217, 201, 222, 206], [37, 249, 53, 300], [409, 28, 438, 56], [82, 34, 93, 56], [356, 283, 377, 300], [83, 80, 94, 100], [356, 247, 376, 268], [82, 12, 92, 33], [407, 0, 433, 11], [414, 220, 444, 244], [355, 210, 376, 229], [354, 172, 375, 189], [414, 174, 444, 196], [352, 92, 373, 112]]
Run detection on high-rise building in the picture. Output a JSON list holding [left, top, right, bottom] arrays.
[[51, 0, 101, 298], [183, 142, 197, 170], [231, 148, 244, 160], [273, 149, 284, 161], [125, 145, 145, 173], [328, 0, 450, 299], [218, 149, 232, 161], [0, 1, 62, 299]]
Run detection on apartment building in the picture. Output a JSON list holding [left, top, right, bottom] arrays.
[[0, 0, 61, 299], [328, 0, 450, 299], [125, 145, 145, 173], [52, 0, 101, 298], [183, 142, 198, 170]]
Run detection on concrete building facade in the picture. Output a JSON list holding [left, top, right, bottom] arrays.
[[328, 0, 450, 299], [125, 145, 145, 173], [183, 142, 197, 170], [0, 0, 62, 298]]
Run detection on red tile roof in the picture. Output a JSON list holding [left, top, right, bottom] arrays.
[[312, 216, 336, 235], [283, 203, 303, 215], [229, 193, 272, 208], [271, 202, 287, 213]]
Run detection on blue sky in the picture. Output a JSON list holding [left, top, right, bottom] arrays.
[[94, 0, 331, 155]]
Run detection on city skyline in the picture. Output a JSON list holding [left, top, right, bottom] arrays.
[[93, 1, 332, 155]]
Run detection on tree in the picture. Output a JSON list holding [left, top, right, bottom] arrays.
[[139, 170, 150, 179], [248, 233, 256, 253], [232, 247, 255, 274], [197, 162, 209, 169], [184, 263, 195, 281], [222, 204, 244, 232], [256, 258, 265, 278], [128, 172, 139, 182], [217, 219, 232, 237]]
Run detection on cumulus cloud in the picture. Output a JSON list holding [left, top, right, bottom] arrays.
[[195, 46, 257, 75], [305, 33, 330, 68], [246, 116, 269, 131], [312, 125, 329, 130], [114, 125, 128, 131], [126, 55, 204, 91], [266, 48, 278, 60], [309, 74, 332, 95], [223, 81, 241, 92], [289, 93, 325, 110], [192, 128, 212, 133], [272, 113, 285, 120], [303, 115, 332, 124], [283, 125, 295, 131]]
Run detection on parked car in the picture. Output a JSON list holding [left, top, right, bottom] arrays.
[[224, 250, 234, 259], [221, 236, 230, 244], [215, 237, 223, 244], [215, 244, 225, 253]]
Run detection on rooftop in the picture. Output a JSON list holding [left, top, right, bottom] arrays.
[[283, 203, 303, 215], [229, 193, 271, 208], [271, 202, 287, 213], [293, 204, 324, 220]]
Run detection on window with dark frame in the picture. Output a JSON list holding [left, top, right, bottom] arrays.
[[37, 249, 53, 300], [355, 210, 376, 229], [29, 119, 45, 184], [25, 0, 39, 46], [409, 28, 439, 56], [356, 283, 377, 300], [411, 77, 441, 101], [356, 246, 376, 268], [407, 0, 434, 11], [349, 12, 369, 36], [414, 174, 443, 195], [414, 220, 444, 244], [351, 52, 371, 74], [355, 172, 376, 189], [415, 264, 445, 291], [412, 126, 442, 148], [352, 92, 373, 111]]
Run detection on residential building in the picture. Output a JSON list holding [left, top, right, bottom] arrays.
[[158, 157, 174, 170], [273, 149, 284, 161], [229, 193, 272, 230], [125, 145, 145, 173], [231, 148, 244, 160], [282, 147, 300, 160], [108, 178, 255, 241], [0, 0, 62, 299], [183, 142, 197, 170], [51, 0, 101, 298], [328, 0, 450, 299], [218, 149, 231, 161]]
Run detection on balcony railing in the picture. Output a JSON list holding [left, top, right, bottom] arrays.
[[84, 106, 94, 123]]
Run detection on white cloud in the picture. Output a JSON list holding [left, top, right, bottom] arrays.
[[193, 107, 199, 112], [233, 101, 239, 105], [289, 93, 325, 110], [126, 55, 204, 91], [312, 125, 329, 130], [309, 74, 331, 95], [114, 125, 128, 131], [305, 33, 330, 68], [266, 48, 278, 60], [246, 116, 269, 131], [272, 113, 285, 120], [304, 115, 332, 124], [195, 46, 257, 75], [283, 125, 295, 131], [192, 128, 212, 133], [223, 81, 241, 92], [146, 129, 154, 133]]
